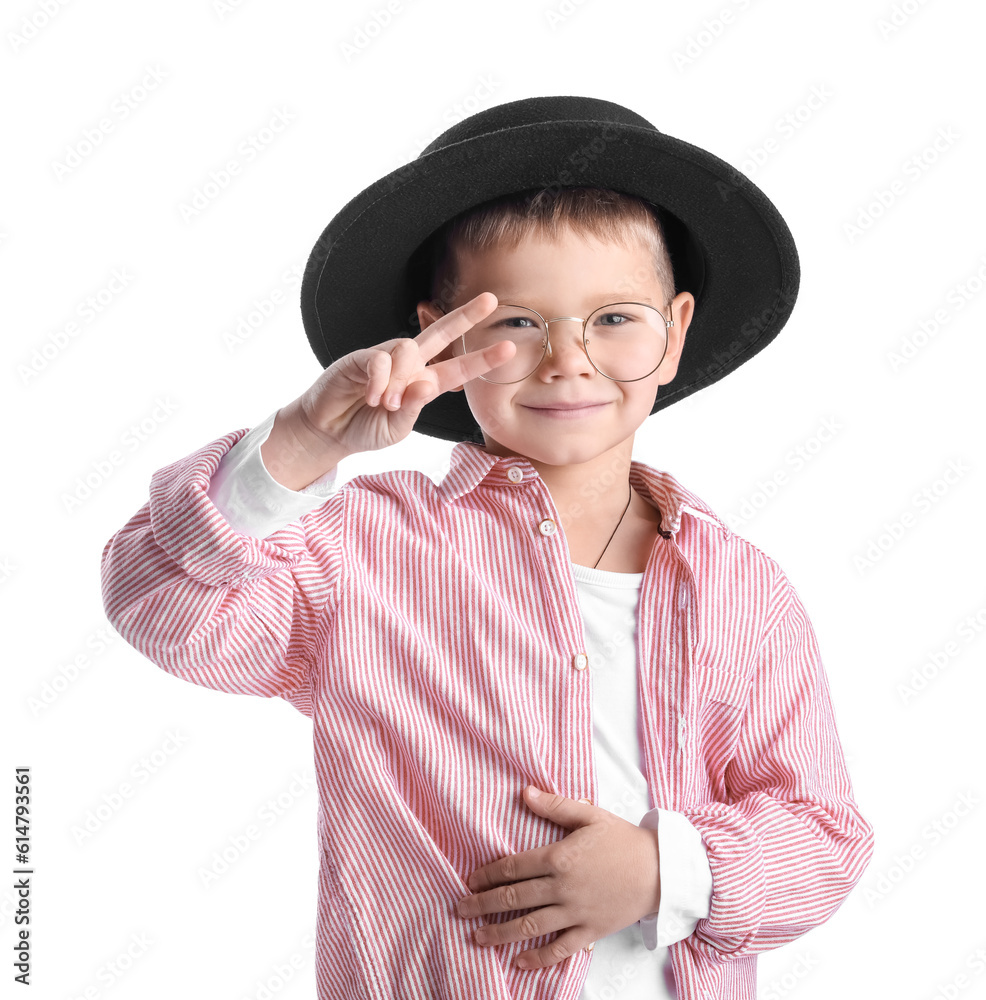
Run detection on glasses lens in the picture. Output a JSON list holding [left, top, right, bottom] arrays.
[[458, 302, 669, 382], [583, 303, 668, 381], [461, 305, 547, 383]]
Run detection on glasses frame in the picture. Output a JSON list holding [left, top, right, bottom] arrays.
[[435, 300, 674, 384]]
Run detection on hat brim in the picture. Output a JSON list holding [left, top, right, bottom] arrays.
[[300, 120, 799, 443]]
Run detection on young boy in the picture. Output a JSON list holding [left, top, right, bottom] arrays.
[[100, 96, 873, 1000]]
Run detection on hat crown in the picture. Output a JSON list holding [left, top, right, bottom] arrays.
[[419, 95, 658, 159]]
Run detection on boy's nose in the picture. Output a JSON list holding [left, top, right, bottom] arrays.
[[542, 318, 593, 371]]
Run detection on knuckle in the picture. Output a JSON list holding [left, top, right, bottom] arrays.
[[548, 939, 571, 962], [519, 914, 540, 938], [387, 341, 413, 367], [555, 854, 572, 874], [499, 884, 518, 909]]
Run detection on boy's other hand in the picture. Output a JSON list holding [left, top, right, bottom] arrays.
[[455, 786, 661, 970], [262, 292, 514, 489]]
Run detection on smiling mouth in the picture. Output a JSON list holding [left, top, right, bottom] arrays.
[[524, 401, 610, 410], [523, 402, 610, 416]]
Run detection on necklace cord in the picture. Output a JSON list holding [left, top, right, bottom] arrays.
[[592, 483, 633, 570]]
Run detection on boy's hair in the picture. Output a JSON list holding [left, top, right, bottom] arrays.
[[424, 186, 676, 313]]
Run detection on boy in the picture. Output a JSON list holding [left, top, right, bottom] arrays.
[[101, 96, 873, 999]]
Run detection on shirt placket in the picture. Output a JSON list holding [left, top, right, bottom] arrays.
[[637, 533, 698, 812], [512, 467, 597, 808], [671, 544, 699, 807]]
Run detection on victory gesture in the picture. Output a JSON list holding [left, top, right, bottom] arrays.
[[261, 292, 513, 490]]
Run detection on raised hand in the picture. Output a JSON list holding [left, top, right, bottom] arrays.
[[261, 292, 514, 489]]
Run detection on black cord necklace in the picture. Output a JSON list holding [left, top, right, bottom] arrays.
[[592, 483, 633, 570]]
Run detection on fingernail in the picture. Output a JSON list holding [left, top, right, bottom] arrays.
[[528, 786, 540, 799], [387, 393, 399, 408]]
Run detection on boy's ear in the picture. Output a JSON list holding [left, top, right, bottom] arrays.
[[417, 298, 463, 390], [656, 290, 695, 386], [417, 298, 441, 331]]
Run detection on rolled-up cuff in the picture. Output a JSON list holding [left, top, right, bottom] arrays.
[[206, 410, 340, 539], [637, 807, 714, 950]]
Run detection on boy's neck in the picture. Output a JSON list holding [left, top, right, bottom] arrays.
[[479, 444, 659, 564]]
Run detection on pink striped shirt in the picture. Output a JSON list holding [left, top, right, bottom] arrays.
[[100, 429, 873, 999]]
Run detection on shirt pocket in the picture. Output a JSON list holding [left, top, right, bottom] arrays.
[[696, 663, 750, 710], [692, 664, 750, 795]]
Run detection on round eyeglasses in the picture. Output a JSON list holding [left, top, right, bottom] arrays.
[[436, 301, 673, 384]]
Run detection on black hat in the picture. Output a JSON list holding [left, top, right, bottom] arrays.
[[300, 95, 799, 443]]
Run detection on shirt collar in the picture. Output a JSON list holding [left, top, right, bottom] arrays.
[[435, 441, 732, 540]]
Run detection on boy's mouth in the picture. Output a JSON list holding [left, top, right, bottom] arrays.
[[523, 401, 610, 417]]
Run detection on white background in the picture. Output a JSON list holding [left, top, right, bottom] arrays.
[[4, 0, 985, 998]]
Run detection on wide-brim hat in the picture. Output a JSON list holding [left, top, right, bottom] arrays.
[[300, 95, 800, 444]]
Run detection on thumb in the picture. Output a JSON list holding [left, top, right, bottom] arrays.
[[522, 785, 593, 829]]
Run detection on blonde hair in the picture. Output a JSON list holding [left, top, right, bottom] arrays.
[[425, 187, 676, 311]]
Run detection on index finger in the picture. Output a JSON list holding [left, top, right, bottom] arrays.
[[465, 845, 549, 895], [416, 291, 498, 361]]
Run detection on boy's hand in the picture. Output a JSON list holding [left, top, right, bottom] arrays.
[[262, 292, 513, 489], [456, 786, 661, 970]]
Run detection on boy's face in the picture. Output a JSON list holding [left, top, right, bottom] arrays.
[[417, 223, 694, 470]]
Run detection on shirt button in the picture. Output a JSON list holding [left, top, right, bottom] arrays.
[[678, 589, 688, 610], [572, 653, 588, 671], [507, 466, 524, 483], [538, 518, 557, 536]]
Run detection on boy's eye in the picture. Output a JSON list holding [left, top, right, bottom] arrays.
[[596, 312, 632, 326]]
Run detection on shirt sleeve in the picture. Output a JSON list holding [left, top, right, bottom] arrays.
[[99, 417, 347, 718], [637, 808, 714, 950], [679, 567, 875, 962], [206, 409, 340, 539]]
